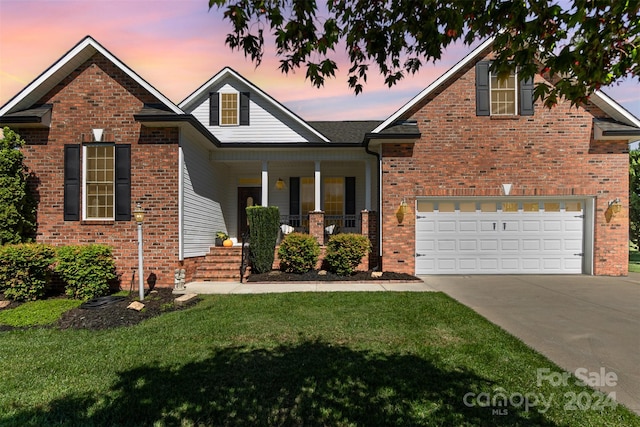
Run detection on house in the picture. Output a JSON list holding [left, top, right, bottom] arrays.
[[0, 36, 637, 287]]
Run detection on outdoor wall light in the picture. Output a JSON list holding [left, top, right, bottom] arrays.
[[608, 198, 622, 214], [275, 177, 286, 190], [396, 198, 408, 224], [92, 128, 104, 142]]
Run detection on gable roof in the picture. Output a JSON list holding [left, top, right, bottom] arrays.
[[0, 35, 182, 117], [372, 37, 640, 134], [179, 67, 330, 142]]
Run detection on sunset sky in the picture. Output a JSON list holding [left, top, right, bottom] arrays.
[[1, 0, 638, 122]]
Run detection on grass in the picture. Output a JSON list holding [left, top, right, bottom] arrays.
[[630, 242, 640, 273], [0, 292, 638, 426], [0, 298, 81, 327]]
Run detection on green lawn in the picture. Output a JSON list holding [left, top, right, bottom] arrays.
[[630, 244, 640, 273], [1, 293, 638, 426]]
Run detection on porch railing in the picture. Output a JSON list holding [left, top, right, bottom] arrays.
[[324, 215, 358, 234], [279, 214, 310, 233], [279, 214, 359, 235]]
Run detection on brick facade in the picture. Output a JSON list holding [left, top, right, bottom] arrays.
[[380, 55, 629, 276], [18, 53, 180, 287]]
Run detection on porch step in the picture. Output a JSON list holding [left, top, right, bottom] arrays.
[[192, 247, 249, 282]]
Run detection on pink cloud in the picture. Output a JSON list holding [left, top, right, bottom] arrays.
[[1, 1, 638, 121]]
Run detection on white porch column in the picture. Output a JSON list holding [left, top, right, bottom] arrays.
[[365, 160, 372, 211], [314, 160, 321, 211], [261, 161, 269, 206]]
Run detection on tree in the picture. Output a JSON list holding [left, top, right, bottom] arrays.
[[0, 127, 35, 244], [631, 148, 640, 248], [209, 0, 639, 107]]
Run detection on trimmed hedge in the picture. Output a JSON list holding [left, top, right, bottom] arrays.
[[247, 206, 280, 274], [278, 232, 320, 273], [54, 244, 118, 300], [0, 243, 55, 301], [324, 233, 371, 276]]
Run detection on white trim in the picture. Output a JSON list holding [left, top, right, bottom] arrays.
[[372, 38, 494, 133], [180, 67, 330, 142], [591, 90, 640, 128], [1, 36, 182, 116]]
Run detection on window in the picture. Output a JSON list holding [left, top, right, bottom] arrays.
[[476, 61, 534, 116], [220, 93, 238, 125], [63, 144, 131, 222], [84, 145, 115, 219], [490, 71, 517, 115], [209, 91, 250, 126]]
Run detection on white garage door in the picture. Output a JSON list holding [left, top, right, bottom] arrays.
[[415, 199, 585, 274]]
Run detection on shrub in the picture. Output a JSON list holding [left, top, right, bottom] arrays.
[[324, 233, 371, 276], [0, 127, 36, 244], [278, 232, 320, 273], [54, 244, 118, 300], [0, 243, 55, 301], [247, 206, 280, 274]]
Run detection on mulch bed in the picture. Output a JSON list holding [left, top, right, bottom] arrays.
[[247, 270, 422, 282], [0, 288, 199, 332]]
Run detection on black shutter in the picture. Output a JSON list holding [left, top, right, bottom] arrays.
[[290, 177, 300, 215], [289, 177, 300, 227], [209, 92, 219, 126], [64, 144, 80, 221], [519, 75, 535, 116], [345, 177, 356, 215], [476, 61, 491, 116], [115, 144, 131, 221], [240, 92, 250, 126]]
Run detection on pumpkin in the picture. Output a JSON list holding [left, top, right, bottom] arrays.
[[223, 239, 233, 247]]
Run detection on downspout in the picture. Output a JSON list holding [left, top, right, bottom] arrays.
[[364, 136, 382, 270], [178, 138, 185, 261]]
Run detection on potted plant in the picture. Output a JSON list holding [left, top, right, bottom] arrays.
[[215, 231, 229, 247]]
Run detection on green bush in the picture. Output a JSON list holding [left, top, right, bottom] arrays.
[[247, 206, 280, 274], [54, 244, 118, 300], [0, 243, 55, 301], [0, 127, 36, 244], [278, 232, 320, 273], [324, 233, 371, 276]]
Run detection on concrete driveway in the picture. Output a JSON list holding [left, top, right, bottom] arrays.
[[421, 273, 640, 415]]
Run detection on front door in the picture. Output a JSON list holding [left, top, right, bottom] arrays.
[[238, 187, 262, 238]]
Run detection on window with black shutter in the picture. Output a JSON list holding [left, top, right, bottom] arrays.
[[476, 61, 534, 116]]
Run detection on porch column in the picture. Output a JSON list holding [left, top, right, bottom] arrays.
[[261, 161, 269, 206], [314, 160, 321, 211]]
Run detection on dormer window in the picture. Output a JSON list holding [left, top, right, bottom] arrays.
[[220, 92, 238, 125], [209, 91, 250, 126], [476, 61, 534, 117]]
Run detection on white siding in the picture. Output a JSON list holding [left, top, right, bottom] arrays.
[[190, 78, 322, 143], [182, 138, 229, 258]]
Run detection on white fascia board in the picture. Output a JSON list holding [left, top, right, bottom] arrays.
[[591, 90, 640, 128], [179, 67, 330, 142], [0, 36, 182, 116], [372, 38, 495, 134]]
